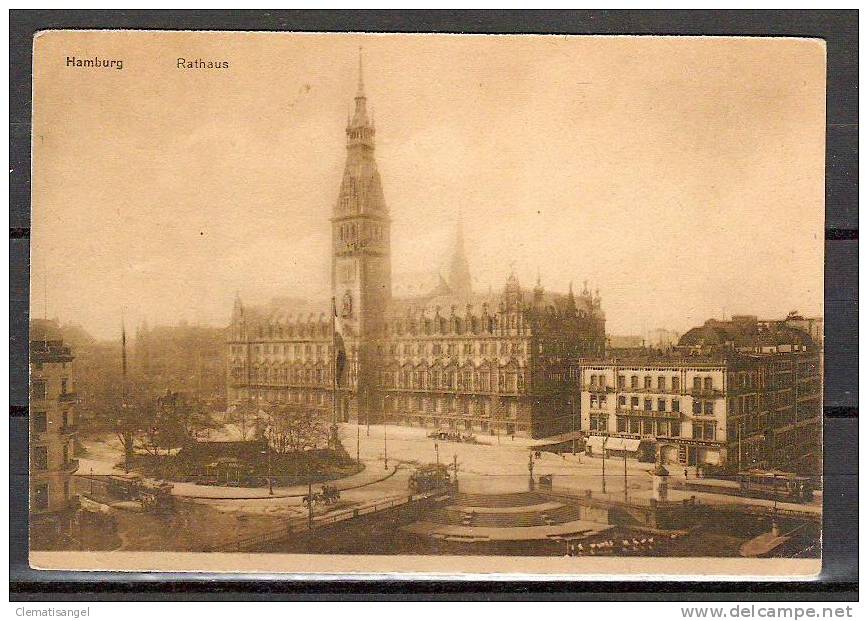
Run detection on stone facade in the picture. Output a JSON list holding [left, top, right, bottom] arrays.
[[226, 59, 606, 439], [30, 319, 79, 541], [580, 316, 822, 474]]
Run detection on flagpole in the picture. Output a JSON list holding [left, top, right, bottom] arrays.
[[120, 308, 129, 472], [331, 296, 338, 450]]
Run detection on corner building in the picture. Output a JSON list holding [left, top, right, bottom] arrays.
[[30, 320, 79, 545], [580, 316, 821, 474], [227, 60, 606, 438]]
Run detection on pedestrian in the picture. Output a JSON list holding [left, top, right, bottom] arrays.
[[684, 468, 688, 480]]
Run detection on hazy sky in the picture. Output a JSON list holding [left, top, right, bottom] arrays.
[[32, 32, 825, 341]]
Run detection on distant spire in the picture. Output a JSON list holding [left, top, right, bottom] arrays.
[[356, 46, 365, 97], [448, 210, 473, 301], [533, 268, 544, 307], [566, 281, 578, 315], [121, 308, 128, 385], [348, 48, 371, 131]]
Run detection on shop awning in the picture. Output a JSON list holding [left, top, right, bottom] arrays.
[[586, 436, 641, 452], [586, 435, 606, 450]]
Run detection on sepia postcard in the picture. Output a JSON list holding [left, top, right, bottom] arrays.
[[28, 30, 825, 578]]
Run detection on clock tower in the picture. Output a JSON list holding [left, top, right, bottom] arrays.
[[331, 52, 392, 423]]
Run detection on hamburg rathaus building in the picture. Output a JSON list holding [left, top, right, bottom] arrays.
[[227, 59, 606, 439]]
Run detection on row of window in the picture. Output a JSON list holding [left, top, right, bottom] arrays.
[[231, 343, 331, 359], [379, 369, 525, 393], [614, 395, 682, 414], [31, 480, 71, 511], [588, 373, 718, 392], [586, 416, 716, 440], [591, 394, 718, 417], [384, 395, 519, 417], [31, 442, 73, 470], [380, 340, 527, 357], [729, 370, 763, 391], [241, 390, 330, 406], [247, 323, 332, 340], [232, 367, 332, 385], [337, 220, 386, 244], [391, 315, 501, 337], [233, 340, 532, 360], [30, 410, 73, 433], [728, 394, 761, 415], [30, 378, 71, 400]]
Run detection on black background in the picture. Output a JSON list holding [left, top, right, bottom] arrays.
[[8, 10, 858, 601]]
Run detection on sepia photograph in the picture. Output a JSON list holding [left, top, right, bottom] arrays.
[[26, 30, 825, 577]]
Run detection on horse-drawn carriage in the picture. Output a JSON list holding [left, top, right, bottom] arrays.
[[426, 430, 479, 444], [139, 479, 175, 512], [408, 463, 452, 493], [302, 484, 341, 507]]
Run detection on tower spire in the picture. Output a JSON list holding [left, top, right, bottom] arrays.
[[348, 48, 371, 134], [357, 46, 365, 97], [533, 267, 544, 308], [448, 209, 473, 301], [566, 280, 578, 315], [121, 307, 128, 390]]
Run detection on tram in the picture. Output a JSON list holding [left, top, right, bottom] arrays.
[[737, 469, 816, 503]]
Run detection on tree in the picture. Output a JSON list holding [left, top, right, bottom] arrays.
[[111, 384, 151, 471], [154, 390, 219, 446], [225, 400, 266, 441], [265, 405, 329, 454]]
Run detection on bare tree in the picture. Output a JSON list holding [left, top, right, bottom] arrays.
[[225, 400, 263, 441], [266, 405, 329, 454], [112, 385, 152, 471]]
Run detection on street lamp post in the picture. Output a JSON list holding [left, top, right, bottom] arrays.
[[570, 397, 576, 455], [356, 424, 360, 463], [267, 443, 273, 496], [453, 453, 458, 487], [365, 386, 370, 437], [601, 436, 608, 494], [623, 447, 628, 503], [383, 410, 388, 470], [738, 423, 743, 471], [307, 480, 313, 530], [434, 442, 439, 466], [528, 451, 535, 491]]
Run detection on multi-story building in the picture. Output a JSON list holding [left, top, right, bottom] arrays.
[[30, 319, 79, 545], [226, 58, 606, 438], [761, 312, 824, 348], [134, 321, 227, 409], [580, 315, 821, 474]]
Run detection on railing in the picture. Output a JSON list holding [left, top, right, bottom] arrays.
[[541, 485, 696, 510], [209, 488, 452, 552], [687, 389, 724, 398], [583, 385, 615, 393], [617, 387, 683, 396]]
